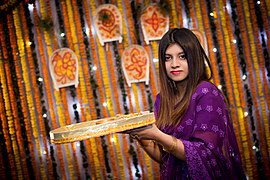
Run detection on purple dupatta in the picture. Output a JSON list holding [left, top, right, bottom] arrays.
[[154, 81, 246, 180]]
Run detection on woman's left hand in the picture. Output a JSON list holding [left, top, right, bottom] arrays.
[[128, 124, 161, 141]]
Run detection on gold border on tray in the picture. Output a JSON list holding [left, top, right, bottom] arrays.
[[50, 112, 155, 144]]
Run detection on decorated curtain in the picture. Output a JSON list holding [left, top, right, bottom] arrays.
[[0, 0, 269, 179]]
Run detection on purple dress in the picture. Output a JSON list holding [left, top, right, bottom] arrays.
[[154, 81, 246, 180]]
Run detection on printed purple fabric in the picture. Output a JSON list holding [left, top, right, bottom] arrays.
[[154, 81, 246, 180]]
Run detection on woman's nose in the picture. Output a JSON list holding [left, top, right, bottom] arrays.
[[171, 58, 180, 67]]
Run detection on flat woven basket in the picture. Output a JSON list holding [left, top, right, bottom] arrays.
[[50, 112, 155, 144]]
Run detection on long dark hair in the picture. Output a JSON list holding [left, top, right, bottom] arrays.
[[157, 28, 213, 128]]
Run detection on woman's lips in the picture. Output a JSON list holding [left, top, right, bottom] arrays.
[[170, 70, 182, 75]]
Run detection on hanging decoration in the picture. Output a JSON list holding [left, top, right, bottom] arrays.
[[49, 48, 79, 91], [140, 3, 169, 44], [93, 4, 122, 46], [122, 44, 149, 87]]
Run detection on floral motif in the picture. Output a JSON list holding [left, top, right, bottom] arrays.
[[202, 88, 209, 94], [124, 48, 147, 80], [52, 51, 76, 84], [144, 11, 166, 32], [212, 125, 219, 132], [205, 105, 213, 112]]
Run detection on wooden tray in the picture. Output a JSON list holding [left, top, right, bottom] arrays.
[[50, 112, 155, 144]]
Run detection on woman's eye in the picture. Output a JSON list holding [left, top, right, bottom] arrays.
[[179, 54, 186, 60], [165, 56, 171, 61]]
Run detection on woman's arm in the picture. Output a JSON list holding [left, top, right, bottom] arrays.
[[130, 124, 186, 162]]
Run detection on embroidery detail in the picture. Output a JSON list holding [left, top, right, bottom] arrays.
[[201, 150, 207, 157], [202, 88, 209, 94], [212, 125, 219, 133], [201, 124, 208, 131], [178, 125, 184, 132], [216, 107, 222, 115], [223, 115, 227, 125], [219, 130, 225, 137], [208, 143, 214, 149], [206, 105, 213, 112], [212, 90, 218, 96], [186, 119, 193, 126], [196, 105, 202, 112]]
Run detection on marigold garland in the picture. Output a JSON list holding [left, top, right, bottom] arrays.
[[199, 1, 220, 86], [187, 0, 196, 28], [168, 0, 178, 28], [14, 6, 48, 179], [88, 1, 119, 178], [97, 41, 121, 179], [117, 1, 143, 178], [175, 0, 183, 27], [0, 98, 6, 178], [1, 1, 269, 179], [33, 2, 67, 179], [76, 1, 99, 177], [21, 3, 56, 178], [6, 12, 31, 179], [149, 41, 159, 94], [83, 1, 106, 178], [246, 1, 270, 176], [0, 30, 17, 179], [217, 0, 256, 178]]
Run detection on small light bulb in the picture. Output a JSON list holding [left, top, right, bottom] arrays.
[[218, 85, 222, 89], [28, 4, 34, 11], [153, 58, 159, 62], [61, 33, 65, 37], [103, 102, 107, 107], [213, 48, 217, 52], [38, 77, 43, 82], [111, 137, 115, 142], [92, 65, 97, 71]]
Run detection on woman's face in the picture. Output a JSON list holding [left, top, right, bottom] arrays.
[[165, 43, 189, 82]]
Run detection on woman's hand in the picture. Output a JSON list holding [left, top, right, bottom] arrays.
[[128, 124, 162, 141]]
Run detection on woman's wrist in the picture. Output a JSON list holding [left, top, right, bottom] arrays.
[[162, 136, 177, 153]]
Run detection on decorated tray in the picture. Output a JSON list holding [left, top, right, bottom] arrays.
[[50, 111, 155, 144]]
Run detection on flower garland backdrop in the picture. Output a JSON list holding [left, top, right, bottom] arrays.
[[0, 0, 269, 179]]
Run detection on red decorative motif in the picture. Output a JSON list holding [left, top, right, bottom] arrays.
[[122, 45, 149, 87], [125, 48, 147, 80], [140, 4, 169, 44], [52, 51, 76, 84], [144, 11, 166, 32], [94, 4, 122, 46], [49, 48, 79, 90]]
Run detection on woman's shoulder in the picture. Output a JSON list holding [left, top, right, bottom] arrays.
[[192, 81, 225, 100], [195, 81, 219, 93]]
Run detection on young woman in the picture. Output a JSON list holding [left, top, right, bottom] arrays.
[[128, 28, 246, 179]]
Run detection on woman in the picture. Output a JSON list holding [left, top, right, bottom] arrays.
[[128, 28, 246, 179]]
